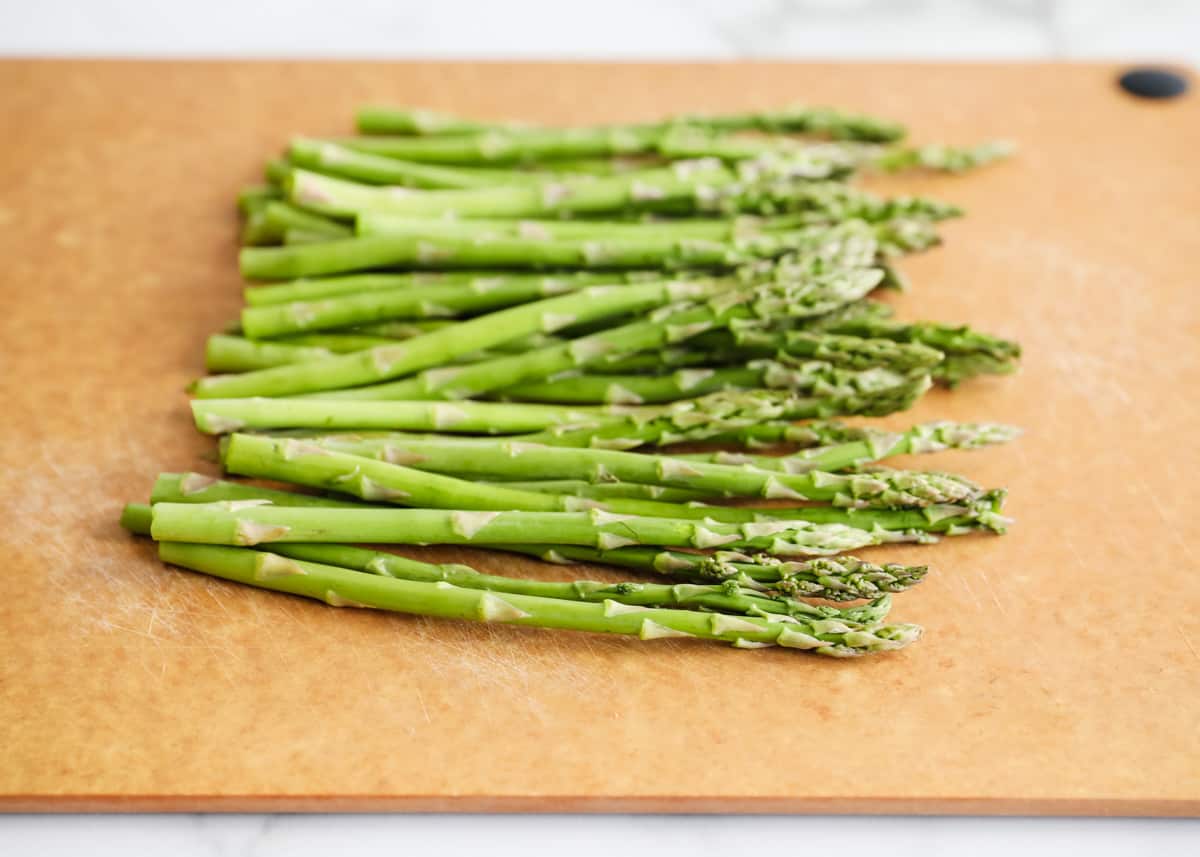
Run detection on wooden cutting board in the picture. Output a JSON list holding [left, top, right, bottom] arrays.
[[2, 61, 1197, 815]]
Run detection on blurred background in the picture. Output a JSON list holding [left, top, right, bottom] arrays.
[[1, 0, 1197, 65]]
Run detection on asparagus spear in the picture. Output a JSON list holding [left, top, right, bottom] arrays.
[[243, 271, 527, 307], [231, 541, 894, 624], [481, 479, 711, 503], [150, 472, 367, 508], [121, 501, 928, 604], [294, 234, 885, 401], [354, 104, 906, 143], [149, 502, 917, 557], [308, 434, 982, 508], [499, 545, 928, 597], [495, 362, 923, 405], [809, 316, 1022, 383], [239, 222, 867, 280], [192, 278, 718, 398], [206, 335, 338, 372], [155, 464, 997, 536], [657, 129, 1012, 175], [289, 139, 535, 189], [674, 421, 1022, 473], [355, 211, 814, 242], [157, 542, 921, 656], [237, 185, 281, 215], [286, 162, 956, 222], [192, 373, 925, 439], [516, 380, 931, 449], [239, 271, 644, 338]]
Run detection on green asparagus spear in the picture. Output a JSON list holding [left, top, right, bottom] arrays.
[[158, 542, 921, 656], [498, 544, 928, 597], [192, 278, 719, 398], [149, 502, 916, 557], [306, 435, 983, 508], [354, 104, 905, 143], [674, 422, 1022, 473]]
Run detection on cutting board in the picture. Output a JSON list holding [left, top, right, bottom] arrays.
[[2, 61, 1197, 815]]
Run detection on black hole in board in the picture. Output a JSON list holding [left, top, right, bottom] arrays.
[[1118, 68, 1189, 100]]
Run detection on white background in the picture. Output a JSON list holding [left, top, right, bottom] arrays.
[[2, 1, 1197, 853]]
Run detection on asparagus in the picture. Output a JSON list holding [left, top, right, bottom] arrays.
[[496, 362, 923, 405], [354, 104, 906, 143], [122, 501, 928, 604], [355, 211, 813, 242], [158, 542, 921, 656], [237, 185, 281, 215], [657, 130, 1012, 175], [243, 271, 525, 307], [191, 278, 718, 398], [207, 335, 330, 372], [308, 435, 983, 508], [499, 544, 928, 598], [193, 398, 618, 435], [239, 271, 641, 338], [674, 421, 1022, 473], [192, 376, 922, 439], [810, 316, 1022, 383], [482, 479, 711, 503], [286, 161, 955, 221], [336, 126, 662, 165], [150, 471, 367, 508], [290, 139, 534, 189], [240, 541, 893, 624], [516, 381, 932, 449], [293, 231, 884, 401], [149, 502, 919, 557], [150, 467, 1006, 536], [239, 223, 861, 280]]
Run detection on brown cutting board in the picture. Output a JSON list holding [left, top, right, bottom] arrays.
[[1, 61, 1198, 815]]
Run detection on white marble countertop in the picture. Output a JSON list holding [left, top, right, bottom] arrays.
[[2, 1, 1197, 852]]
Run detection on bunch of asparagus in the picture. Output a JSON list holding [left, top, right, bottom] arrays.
[[122, 102, 1021, 658]]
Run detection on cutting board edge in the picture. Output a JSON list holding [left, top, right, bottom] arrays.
[[2, 794, 1197, 817]]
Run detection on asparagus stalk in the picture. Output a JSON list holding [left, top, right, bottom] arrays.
[[354, 104, 906, 143], [158, 542, 921, 656], [243, 271, 524, 307], [675, 422, 1022, 473], [156, 463, 996, 535], [499, 544, 928, 597], [237, 185, 281, 215], [192, 398, 617, 435], [809, 316, 1022, 383], [355, 211, 813, 242], [193, 376, 922, 440], [516, 380, 932, 449], [150, 472, 368, 508], [294, 231, 884, 401], [246, 541, 893, 624], [286, 161, 955, 221], [122, 501, 928, 604], [496, 362, 922, 405], [309, 435, 983, 508], [149, 502, 918, 557], [239, 223, 860, 280], [290, 139, 535, 189], [192, 278, 717, 398], [482, 479, 712, 503], [657, 129, 1012, 175], [239, 271, 641, 338]]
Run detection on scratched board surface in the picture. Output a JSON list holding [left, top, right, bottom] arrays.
[[1, 62, 1197, 814]]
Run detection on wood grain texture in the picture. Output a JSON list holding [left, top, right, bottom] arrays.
[[1, 61, 1197, 816]]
